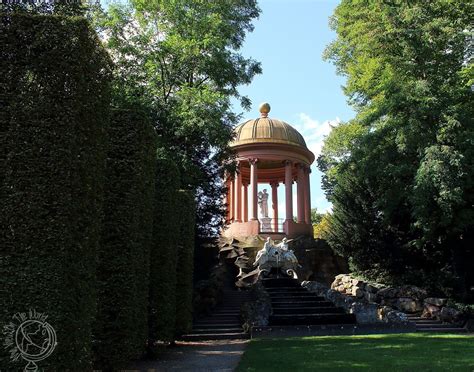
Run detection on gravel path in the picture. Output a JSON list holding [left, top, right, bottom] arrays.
[[124, 339, 249, 372]]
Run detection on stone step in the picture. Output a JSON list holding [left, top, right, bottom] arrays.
[[416, 327, 467, 333], [270, 295, 326, 301], [414, 322, 443, 326], [263, 278, 300, 288], [268, 291, 318, 296], [272, 301, 334, 308], [182, 289, 249, 341], [221, 296, 251, 299], [197, 317, 240, 323], [273, 307, 345, 315], [409, 318, 442, 323], [181, 332, 249, 341], [269, 313, 356, 326], [191, 327, 243, 334], [210, 311, 241, 314], [222, 294, 250, 297], [192, 323, 242, 329], [415, 323, 455, 329], [195, 317, 240, 322], [214, 303, 245, 306], [222, 296, 251, 299], [412, 319, 443, 324], [266, 287, 308, 292]]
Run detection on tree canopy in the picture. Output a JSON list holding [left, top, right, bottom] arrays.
[[319, 0, 473, 299], [93, 0, 262, 238]]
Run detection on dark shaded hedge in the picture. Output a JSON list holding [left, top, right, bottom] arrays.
[[93, 109, 157, 370], [0, 13, 111, 371], [148, 158, 180, 343], [175, 190, 196, 336]]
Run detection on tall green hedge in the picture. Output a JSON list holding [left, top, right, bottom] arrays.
[[93, 109, 156, 370], [148, 158, 180, 343], [0, 13, 111, 371], [175, 190, 196, 336]]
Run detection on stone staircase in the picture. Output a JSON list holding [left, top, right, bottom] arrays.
[[264, 278, 356, 326], [406, 314, 468, 333], [181, 289, 251, 341]]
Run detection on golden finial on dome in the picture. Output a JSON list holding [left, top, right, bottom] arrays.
[[259, 102, 271, 118]]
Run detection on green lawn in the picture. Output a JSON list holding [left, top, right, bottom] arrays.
[[237, 333, 474, 371]]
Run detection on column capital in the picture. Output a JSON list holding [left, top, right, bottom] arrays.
[[296, 162, 307, 170], [283, 160, 293, 166], [270, 182, 279, 188], [248, 158, 259, 165], [242, 180, 249, 187]]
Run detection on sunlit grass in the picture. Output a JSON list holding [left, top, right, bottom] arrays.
[[237, 333, 474, 371]]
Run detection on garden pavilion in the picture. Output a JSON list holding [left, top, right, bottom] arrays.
[[224, 103, 315, 239]]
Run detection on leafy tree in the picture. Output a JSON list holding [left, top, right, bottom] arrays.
[[0, 0, 95, 16], [310, 208, 324, 225], [93, 0, 261, 239], [320, 0, 474, 298], [313, 213, 331, 239]]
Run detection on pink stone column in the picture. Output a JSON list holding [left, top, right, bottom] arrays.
[[224, 178, 230, 222], [271, 182, 279, 232], [250, 159, 258, 220], [242, 181, 249, 222], [229, 177, 234, 222], [304, 166, 312, 224], [297, 164, 305, 223], [284, 161, 293, 222], [234, 166, 242, 222]]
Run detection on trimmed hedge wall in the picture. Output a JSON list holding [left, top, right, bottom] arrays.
[[0, 13, 111, 371], [175, 190, 196, 336], [148, 158, 180, 343], [93, 109, 157, 370]]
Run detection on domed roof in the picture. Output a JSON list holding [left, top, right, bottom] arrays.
[[230, 103, 307, 149], [231, 117, 307, 149]]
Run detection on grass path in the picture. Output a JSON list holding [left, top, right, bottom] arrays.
[[237, 333, 474, 371]]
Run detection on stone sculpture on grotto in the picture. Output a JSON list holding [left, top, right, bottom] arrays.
[[254, 237, 299, 278]]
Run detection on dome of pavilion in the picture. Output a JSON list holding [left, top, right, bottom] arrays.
[[231, 117, 307, 149], [230, 103, 308, 150]]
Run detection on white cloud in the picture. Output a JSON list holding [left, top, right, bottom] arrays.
[[292, 113, 340, 158]]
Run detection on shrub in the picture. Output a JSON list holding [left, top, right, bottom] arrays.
[[93, 109, 157, 370], [0, 13, 111, 371], [174, 190, 196, 336], [148, 158, 180, 343]]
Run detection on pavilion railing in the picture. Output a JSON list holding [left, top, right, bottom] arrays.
[[259, 218, 285, 234]]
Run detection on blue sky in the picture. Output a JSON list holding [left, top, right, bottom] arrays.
[[231, 0, 355, 215]]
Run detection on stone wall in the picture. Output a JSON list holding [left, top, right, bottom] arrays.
[[291, 237, 349, 285], [302, 281, 408, 324], [329, 274, 467, 326]]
